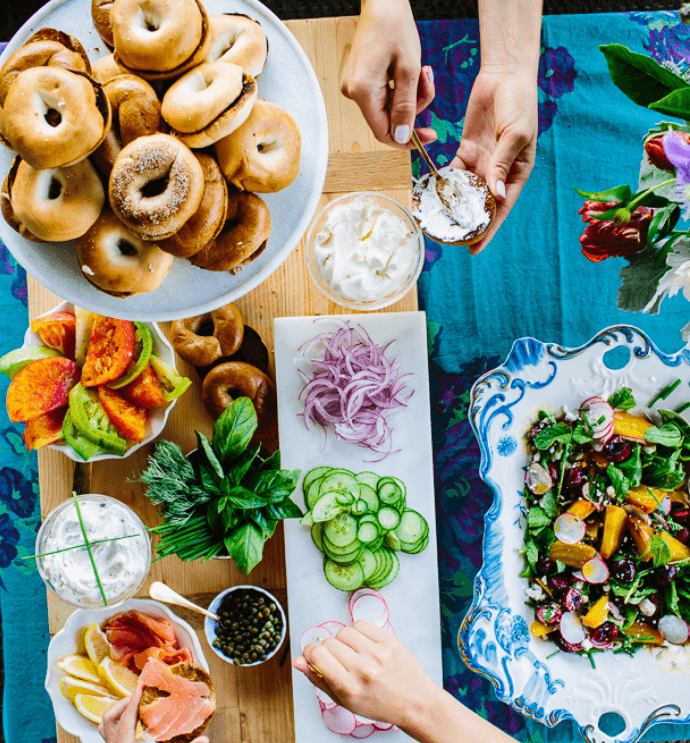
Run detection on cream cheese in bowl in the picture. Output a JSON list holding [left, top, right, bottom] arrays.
[[306, 192, 424, 311], [36, 494, 151, 607]]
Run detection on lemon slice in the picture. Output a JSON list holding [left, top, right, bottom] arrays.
[[99, 656, 139, 697], [84, 623, 111, 666], [74, 693, 115, 724], [60, 676, 114, 702], [57, 655, 101, 684]]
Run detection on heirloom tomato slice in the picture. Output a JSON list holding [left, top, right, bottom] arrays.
[[23, 406, 67, 450], [121, 362, 168, 409], [98, 386, 147, 442], [81, 317, 136, 386], [62, 410, 111, 461], [69, 384, 127, 455], [108, 322, 154, 389], [31, 311, 77, 359], [7, 357, 80, 422]]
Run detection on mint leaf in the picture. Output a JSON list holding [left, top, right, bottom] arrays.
[[645, 423, 683, 448], [607, 464, 630, 502], [527, 506, 552, 531], [619, 445, 642, 488], [534, 423, 572, 450], [524, 539, 539, 568], [608, 388, 637, 411], [650, 534, 673, 568], [541, 490, 558, 520]]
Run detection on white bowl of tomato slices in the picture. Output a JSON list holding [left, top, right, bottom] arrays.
[[20, 301, 186, 462]]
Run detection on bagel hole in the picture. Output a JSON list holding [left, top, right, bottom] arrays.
[[45, 108, 62, 127], [117, 239, 139, 257], [141, 174, 169, 198], [47, 178, 63, 200], [258, 138, 281, 154], [197, 320, 215, 337], [226, 388, 244, 400]]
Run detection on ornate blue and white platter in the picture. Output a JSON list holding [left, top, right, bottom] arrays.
[[461, 325, 690, 743]]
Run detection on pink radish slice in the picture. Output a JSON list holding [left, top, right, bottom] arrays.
[[354, 715, 378, 726], [581, 397, 614, 439], [350, 594, 390, 627], [572, 570, 585, 582], [659, 615, 690, 644], [372, 721, 394, 731], [383, 621, 395, 634], [320, 620, 348, 636], [322, 706, 357, 735], [554, 513, 586, 545], [349, 588, 385, 612], [315, 687, 337, 709], [609, 602, 624, 622], [659, 494, 672, 516], [350, 724, 376, 739], [582, 556, 609, 585], [559, 611, 586, 646], [300, 625, 333, 654]]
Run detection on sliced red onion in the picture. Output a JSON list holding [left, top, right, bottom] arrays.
[[559, 611, 586, 646], [298, 321, 413, 460], [658, 615, 690, 645], [350, 594, 390, 627], [350, 724, 376, 739], [319, 620, 348, 637], [315, 686, 338, 709], [554, 513, 586, 544], [582, 556, 609, 585], [580, 397, 614, 441], [300, 625, 333, 654], [322, 706, 357, 735], [525, 462, 553, 495]]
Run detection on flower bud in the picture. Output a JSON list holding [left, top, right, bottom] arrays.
[[645, 132, 690, 170], [613, 207, 632, 225]]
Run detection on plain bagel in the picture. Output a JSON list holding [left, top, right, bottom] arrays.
[[214, 99, 300, 193], [92, 53, 132, 84], [109, 133, 205, 240], [204, 13, 268, 79], [1, 157, 44, 242], [161, 61, 257, 148], [91, 0, 116, 48], [77, 208, 174, 296]]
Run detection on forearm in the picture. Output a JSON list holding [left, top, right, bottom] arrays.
[[401, 687, 516, 743], [478, 0, 543, 72]]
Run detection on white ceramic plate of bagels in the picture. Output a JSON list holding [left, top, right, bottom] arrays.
[[0, 0, 328, 321]]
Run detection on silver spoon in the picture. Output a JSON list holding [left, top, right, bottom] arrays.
[[149, 581, 220, 622], [410, 129, 462, 214]]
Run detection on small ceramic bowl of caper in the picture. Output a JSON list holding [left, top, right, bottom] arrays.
[[204, 585, 287, 666]]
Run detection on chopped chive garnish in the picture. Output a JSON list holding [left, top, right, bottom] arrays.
[[649, 379, 682, 407], [23, 534, 138, 560], [72, 492, 108, 606], [676, 402, 690, 414], [546, 649, 560, 659]]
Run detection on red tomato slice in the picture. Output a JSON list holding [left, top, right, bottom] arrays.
[[98, 386, 148, 442], [7, 357, 80, 422], [23, 406, 67, 450], [31, 311, 77, 359], [121, 363, 168, 409], [81, 317, 136, 387]]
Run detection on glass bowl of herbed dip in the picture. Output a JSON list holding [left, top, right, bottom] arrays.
[[36, 494, 151, 607]]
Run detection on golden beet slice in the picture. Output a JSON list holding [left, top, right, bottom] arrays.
[[622, 622, 664, 645], [566, 500, 596, 520], [582, 594, 610, 629], [627, 514, 653, 561], [530, 621, 556, 638], [548, 542, 596, 568], [600, 505, 627, 559], [6, 357, 80, 422], [657, 531, 690, 563], [626, 485, 666, 513], [613, 411, 652, 442]]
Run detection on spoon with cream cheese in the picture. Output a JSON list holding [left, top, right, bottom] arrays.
[[410, 130, 467, 215]]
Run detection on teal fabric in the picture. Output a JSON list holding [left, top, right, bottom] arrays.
[[416, 11, 690, 743]]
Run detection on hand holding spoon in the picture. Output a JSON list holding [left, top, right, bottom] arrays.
[[149, 581, 220, 622]]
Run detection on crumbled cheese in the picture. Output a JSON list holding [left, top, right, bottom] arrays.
[[581, 638, 593, 651], [640, 598, 657, 617], [606, 486, 615, 497], [525, 584, 546, 602]]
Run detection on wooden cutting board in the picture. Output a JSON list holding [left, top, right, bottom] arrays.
[[29, 16, 416, 743]]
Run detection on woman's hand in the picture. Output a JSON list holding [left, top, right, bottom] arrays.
[[451, 65, 538, 255], [293, 620, 442, 730], [340, 0, 436, 148]]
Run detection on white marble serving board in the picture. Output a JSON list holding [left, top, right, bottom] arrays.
[[274, 311, 442, 742]]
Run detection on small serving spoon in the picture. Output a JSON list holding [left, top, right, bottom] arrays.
[[410, 130, 461, 214], [149, 581, 220, 622]]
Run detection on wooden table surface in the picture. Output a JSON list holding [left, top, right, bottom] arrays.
[[29, 16, 417, 743]]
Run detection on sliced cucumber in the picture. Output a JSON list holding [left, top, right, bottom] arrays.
[[336, 492, 355, 507], [311, 523, 323, 551], [352, 498, 368, 516], [377, 506, 401, 531], [355, 471, 380, 489], [358, 549, 377, 581], [324, 513, 359, 547], [319, 472, 359, 498], [325, 545, 364, 565], [385, 531, 402, 551], [403, 534, 429, 555], [358, 484, 379, 512], [306, 478, 325, 509], [312, 492, 350, 522], [303, 466, 332, 493], [378, 477, 403, 505], [368, 550, 400, 590], [357, 521, 379, 544], [324, 558, 364, 591], [396, 509, 428, 545]]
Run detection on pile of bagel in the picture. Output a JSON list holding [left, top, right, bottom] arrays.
[[0, 0, 302, 298]]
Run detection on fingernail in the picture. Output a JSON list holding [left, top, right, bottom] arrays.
[[425, 66, 434, 84], [496, 180, 506, 199], [394, 125, 410, 144]]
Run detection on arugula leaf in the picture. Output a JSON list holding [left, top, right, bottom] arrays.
[[527, 506, 552, 531], [608, 387, 637, 410], [196, 431, 224, 478], [667, 581, 681, 616], [660, 409, 690, 438], [212, 397, 257, 465], [533, 423, 572, 450], [226, 522, 265, 574], [606, 464, 630, 502], [650, 534, 673, 567], [265, 500, 303, 520], [643, 448, 685, 490], [619, 445, 642, 488], [645, 423, 683, 448], [533, 527, 556, 553]]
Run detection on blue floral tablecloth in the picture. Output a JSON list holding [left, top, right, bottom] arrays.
[[4, 10, 690, 743]]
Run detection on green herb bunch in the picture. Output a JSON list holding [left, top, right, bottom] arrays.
[[139, 397, 302, 573]]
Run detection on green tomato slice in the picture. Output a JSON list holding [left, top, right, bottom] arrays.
[[150, 355, 191, 401], [68, 383, 127, 456], [107, 322, 154, 389], [0, 346, 61, 379], [62, 410, 111, 461]]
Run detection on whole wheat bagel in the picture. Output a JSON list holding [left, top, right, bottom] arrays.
[[204, 13, 268, 79], [170, 303, 244, 367]]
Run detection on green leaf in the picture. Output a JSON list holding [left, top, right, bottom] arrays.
[[649, 88, 690, 119], [258, 450, 281, 471], [528, 506, 552, 531], [246, 468, 300, 503], [599, 43, 689, 108], [524, 539, 539, 567], [207, 500, 222, 533], [541, 490, 558, 520], [229, 444, 261, 485], [216, 495, 229, 514], [573, 184, 632, 202], [659, 409, 690, 438], [223, 485, 268, 510], [666, 581, 681, 615], [608, 387, 637, 410], [199, 464, 222, 496], [196, 431, 224, 478], [212, 397, 257, 465], [221, 506, 240, 533], [534, 526, 556, 553], [227, 522, 265, 574], [645, 423, 684, 448], [265, 499, 304, 520], [639, 149, 679, 201], [617, 250, 669, 314], [572, 422, 594, 445], [606, 464, 630, 502], [643, 448, 685, 490], [248, 509, 273, 539], [619, 445, 642, 488], [650, 534, 673, 567], [533, 423, 572, 450]]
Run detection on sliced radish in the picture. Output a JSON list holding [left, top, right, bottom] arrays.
[[582, 556, 609, 585], [349, 588, 385, 613], [315, 686, 337, 709], [322, 706, 357, 735], [350, 593, 390, 627], [659, 615, 690, 644], [300, 625, 333, 654], [581, 397, 614, 440], [350, 724, 376, 739], [372, 721, 394, 730], [354, 715, 378, 726], [320, 620, 348, 636], [559, 611, 586, 646], [659, 494, 672, 516], [383, 621, 395, 635], [525, 462, 553, 495], [554, 513, 586, 544], [572, 570, 585, 582], [609, 602, 624, 622]]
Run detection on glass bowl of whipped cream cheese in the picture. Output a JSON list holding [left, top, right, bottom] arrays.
[[36, 494, 151, 607], [306, 192, 424, 311]]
